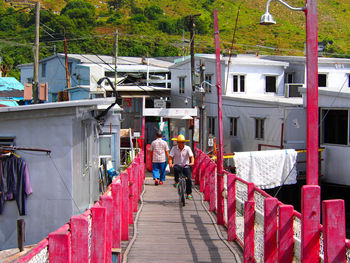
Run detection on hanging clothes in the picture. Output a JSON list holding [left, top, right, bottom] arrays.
[[234, 149, 298, 189], [0, 154, 32, 215]]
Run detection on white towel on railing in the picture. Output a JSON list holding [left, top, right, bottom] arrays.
[[234, 149, 297, 189]]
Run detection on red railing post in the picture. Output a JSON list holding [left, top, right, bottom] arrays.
[[322, 200, 346, 263], [205, 161, 215, 201], [196, 152, 205, 185], [301, 185, 320, 262], [247, 183, 255, 202], [209, 164, 217, 212], [244, 200, 255, 262], [200, 157, 210, 192], [111, 180, 121, 253], [70, 215, 89, 263], [100, 195, 113, 263], [48, 224, 71, 263], [121, 171, 129, 241], [91, 205, 107, 263], [127, 166, 134, 225], [192, 150, 200, 182], [264, 198, 278, 262], [278, 205, 294, 262], [227, 173, 236, 241]]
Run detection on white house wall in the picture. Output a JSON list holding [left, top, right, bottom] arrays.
[[0, 111, 74, 250]]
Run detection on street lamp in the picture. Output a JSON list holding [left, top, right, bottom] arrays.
[[261, 0, 320, 261], [95, 77, 120, 120]]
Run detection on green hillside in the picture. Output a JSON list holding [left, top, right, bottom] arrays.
[[0, 0, 350, 78]]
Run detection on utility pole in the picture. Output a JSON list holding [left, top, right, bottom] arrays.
[[114, 30, 118, 89], [189, 14, 201, 104], [200, 60, 207, 152], [32, 1, 40, 104], [64, 29, 70, 90]]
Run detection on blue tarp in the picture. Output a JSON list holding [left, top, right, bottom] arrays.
[[0, 77, 24, 91], [0, 100, 19, 107]]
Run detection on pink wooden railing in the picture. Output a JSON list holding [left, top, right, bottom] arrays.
[[193, 148, 349, 263], [14, 150, 145, 263]]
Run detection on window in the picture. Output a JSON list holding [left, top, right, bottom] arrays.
[[266, 76, 276, 93], [233, 75, 245, 92], [229, 118, 238, 136], [99, 135, 112, 158], [208, 117, 215, 136], [318, 74, 327, 87], [41, 63, 46, 78], [68, 62, 73, 76], [321, 109, 348, 145], [179, 77, 185, 94], [348, 74, 350, 88], [205, 75, 212, 93], [255, 118, 265, 139], [0, 136, 15, 147], [286, 73, 294, 84]]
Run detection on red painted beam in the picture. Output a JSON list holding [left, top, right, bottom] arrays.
[[121, 171, 129, 241], [264, 198, 278, 262], [100, 195, 113, 263], [209, 163, 217, 212], [91, 205, 107, 263], [111, 181, 122, 249], [48, 224, 71, 263], [227, 173, 236, 241], [70, 215, 89, 263], [278, 205, 294, 263], [322, 200, 346, 263], [301, 185, 320, 262], [244, 200, 255, 262]]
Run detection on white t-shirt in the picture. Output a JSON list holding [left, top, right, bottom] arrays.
[[169, 145, 193, 165]]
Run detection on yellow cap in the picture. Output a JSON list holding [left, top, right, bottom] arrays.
[[171, 134, 189, 142]]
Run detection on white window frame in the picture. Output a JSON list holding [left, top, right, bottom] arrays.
[[232, 74, 245, 93], [255, 118, 265, 140]]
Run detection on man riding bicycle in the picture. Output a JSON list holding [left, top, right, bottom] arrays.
[[168, 134, 194, 200]]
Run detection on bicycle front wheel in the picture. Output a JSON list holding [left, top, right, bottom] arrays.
[[178, 180, 185, 206]]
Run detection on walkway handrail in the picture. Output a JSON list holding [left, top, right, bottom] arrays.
[[13, 150, 145, 263], [192, 149, 349, 262]]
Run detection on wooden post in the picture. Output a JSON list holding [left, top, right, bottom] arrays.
[[264, 198, 278, 262], [49, 224, 71, 263], [301, 185, 320, 262], [133, 160, 139, 211], [111, 181, 122, 248], [278, 205, 294, 263], [322, 200, 346, 263], [227, 173, 236, 241], [100, 195, 113, 263], [70, 215, 89, 263], [209, 164, 217, 212], [17, 219, 25, 252], [244, 200, 255, 262], [121, 171, 129, 240], [91, 205, 107, 263], [127, 166, 134, 225]]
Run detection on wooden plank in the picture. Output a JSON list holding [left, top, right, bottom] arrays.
[[122, 174, 243, 262]]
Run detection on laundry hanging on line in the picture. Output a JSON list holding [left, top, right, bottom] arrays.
[[233, 149, 298, 189], [0, 154, 32, 215]]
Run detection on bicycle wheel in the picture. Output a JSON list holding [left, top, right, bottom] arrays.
[[179, 180, 185, 206]]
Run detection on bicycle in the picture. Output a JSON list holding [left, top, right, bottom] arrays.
[[173, 164, 190, 206]]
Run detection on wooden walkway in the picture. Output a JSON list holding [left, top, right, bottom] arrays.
[[123, 173, 243, 263]]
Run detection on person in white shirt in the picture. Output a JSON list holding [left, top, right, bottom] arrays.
[[168, 134, 194, 200], [149, 131, 170, 185]]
